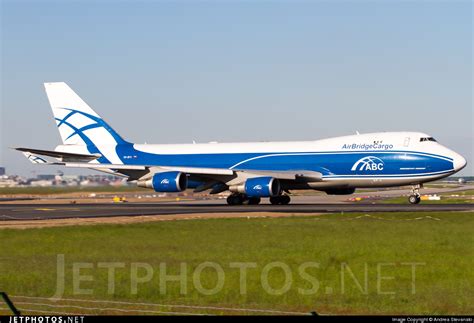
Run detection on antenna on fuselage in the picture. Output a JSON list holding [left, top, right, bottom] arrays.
[[356, 131, 360, 135]]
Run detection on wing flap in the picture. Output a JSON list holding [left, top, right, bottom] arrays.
[[238, 170, 322, 182], [159, 166, 234, 176]]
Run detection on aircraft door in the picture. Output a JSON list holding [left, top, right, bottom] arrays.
[[403, 137, 410, 147]]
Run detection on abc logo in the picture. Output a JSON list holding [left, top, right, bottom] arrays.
[[351, 156, 384, 172]]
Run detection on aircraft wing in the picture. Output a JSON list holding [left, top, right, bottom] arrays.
[[45, 162, 321, 181], [17, 148, 322, 189]]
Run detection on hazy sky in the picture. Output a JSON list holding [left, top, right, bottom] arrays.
[[1, 0, 472, 176]]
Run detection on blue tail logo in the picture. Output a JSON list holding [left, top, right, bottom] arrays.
[[55, 108, 129, 164]]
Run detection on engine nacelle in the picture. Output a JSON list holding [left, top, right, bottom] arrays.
[[137, 171, 188, 192], [230, 177, 281, 197]]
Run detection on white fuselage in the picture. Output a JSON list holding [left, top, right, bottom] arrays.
[[57, 131, 467, 190]]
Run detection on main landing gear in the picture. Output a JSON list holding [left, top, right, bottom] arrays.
[[226, 193, 261, 205], [408, 184, 422, 204], [226, 193, 291, 205], [269, 195, 291, 205]]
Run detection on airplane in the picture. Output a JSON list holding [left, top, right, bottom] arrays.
[[15, 82, 467, 205]]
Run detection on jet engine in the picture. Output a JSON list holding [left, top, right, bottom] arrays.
[[229, 177, 281, 197], [137, 171, 188, 192]]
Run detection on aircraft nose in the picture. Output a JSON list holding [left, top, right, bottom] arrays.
[[452, 153, 467, 172]]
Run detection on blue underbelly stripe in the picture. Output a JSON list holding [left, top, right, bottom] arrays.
[[322, 169, 454, 178]]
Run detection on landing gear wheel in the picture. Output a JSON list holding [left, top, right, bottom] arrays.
[[247, 197, 261, 205], [227, 194, 244, 205], [408, 195, 421, 204], [408, 184, 422, 205], [269, 195, 291, 205], [269, 196, 281, 205], [280, 195, 291, 205]]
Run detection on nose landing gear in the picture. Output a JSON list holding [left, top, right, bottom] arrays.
[[408, 194, 421, 204], [408, 184, 422, 204]]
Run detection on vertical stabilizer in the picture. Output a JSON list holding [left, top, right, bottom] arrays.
[[44, 82, 129, 164]]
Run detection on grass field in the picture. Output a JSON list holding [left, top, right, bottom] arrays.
[[0, 211, 473, 315]]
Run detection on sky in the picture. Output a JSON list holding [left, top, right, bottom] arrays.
[[1, 0, 472, 177]]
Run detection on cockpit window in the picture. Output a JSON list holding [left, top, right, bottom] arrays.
[[420, 137, 437, 142]]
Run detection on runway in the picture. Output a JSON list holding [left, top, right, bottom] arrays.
[[0, 202, 472, 221]]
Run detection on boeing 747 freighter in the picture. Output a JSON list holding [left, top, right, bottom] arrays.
[[16, 82, 467, 205]]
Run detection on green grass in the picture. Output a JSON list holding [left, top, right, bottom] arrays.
[[0, 212, 473, 315], [424, 184, 463, 188], [450, 190, 474, 196]]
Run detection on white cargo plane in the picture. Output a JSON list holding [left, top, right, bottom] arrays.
[[16, 82, 467, 205]]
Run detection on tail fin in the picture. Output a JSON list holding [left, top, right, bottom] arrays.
[[44, 82, 129, 164], [44, 82, 128, 147]]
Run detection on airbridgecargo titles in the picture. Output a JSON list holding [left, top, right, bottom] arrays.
[[342, 143, 394, 150], [16, 82, 467, 205]]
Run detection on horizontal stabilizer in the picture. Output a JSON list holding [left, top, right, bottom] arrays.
[[22, 152, 48, 164], [63, 163, 147, 170], [15, 147, 101, 162]]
